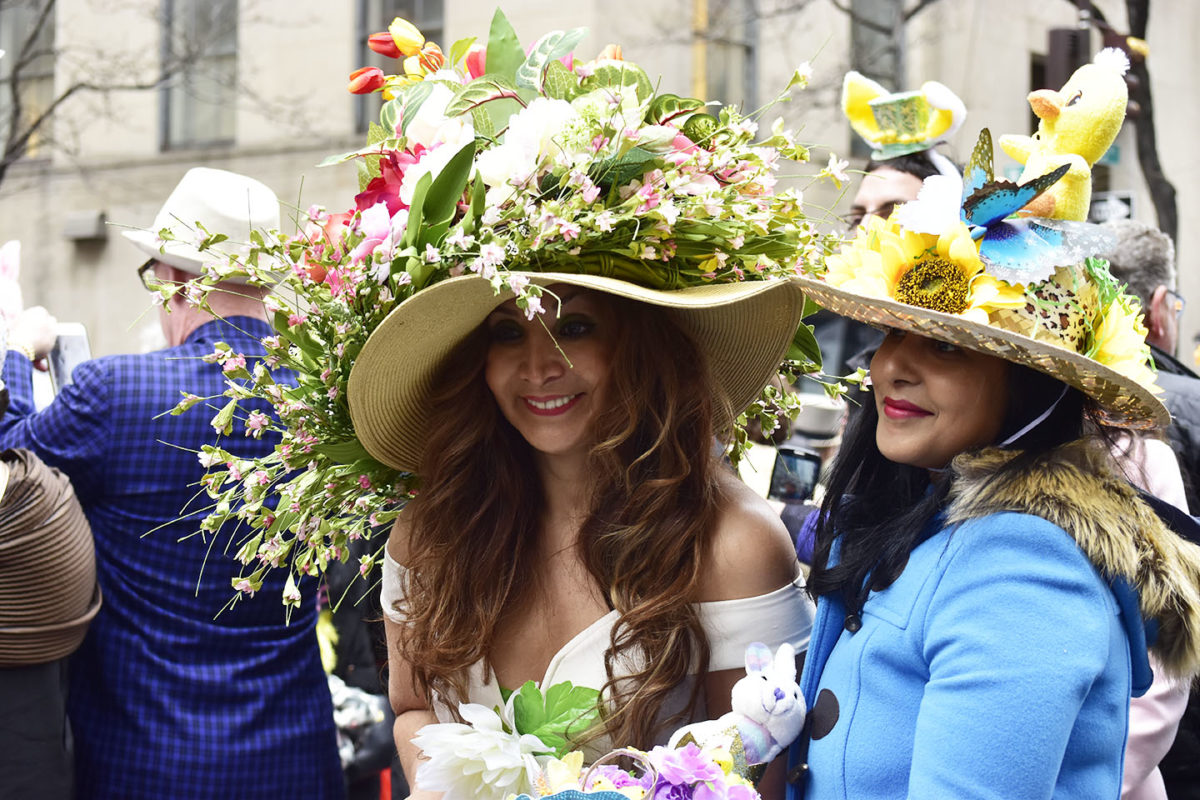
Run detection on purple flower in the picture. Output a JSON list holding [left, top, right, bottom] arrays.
[[654, 744, 723, 786]]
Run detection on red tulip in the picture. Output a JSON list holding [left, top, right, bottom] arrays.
[[368, 31, 402, 59], [347, 66, 386, 94]]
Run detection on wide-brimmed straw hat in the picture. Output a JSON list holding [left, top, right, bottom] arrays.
[[349, 272, 806, 472], [801, 209, 1168, 429], [122, 167, 280, 282]]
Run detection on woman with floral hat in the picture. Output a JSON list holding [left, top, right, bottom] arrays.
[[785, 132, 1200, 798]]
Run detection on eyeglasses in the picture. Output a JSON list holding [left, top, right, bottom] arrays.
[[138, 260, 161, 291], [839, 201, 900, 231]]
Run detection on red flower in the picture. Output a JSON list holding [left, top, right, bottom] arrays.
[[465, 44, 486, 80], [354, 147, 424, 216], [368, 31, 403, 59], [347, 66, 386, 94]]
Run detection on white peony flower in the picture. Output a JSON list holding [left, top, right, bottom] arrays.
[[475, 98, 581, 190], [406, 82, 476, 151], [412, 701, 553, 800]]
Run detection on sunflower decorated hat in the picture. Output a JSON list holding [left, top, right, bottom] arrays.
[[798, 124, 1167, 429]]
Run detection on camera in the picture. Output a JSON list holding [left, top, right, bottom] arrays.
[[767, 445, 823, 504]]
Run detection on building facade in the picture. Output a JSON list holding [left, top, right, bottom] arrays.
[[0, 0, 1195, 358]]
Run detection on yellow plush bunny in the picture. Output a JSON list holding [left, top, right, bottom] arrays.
[[999, 48, 1129, 221]]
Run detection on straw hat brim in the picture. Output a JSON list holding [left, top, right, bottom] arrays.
[[795, 276, 1169, 429], [349, 272, 806, 472]]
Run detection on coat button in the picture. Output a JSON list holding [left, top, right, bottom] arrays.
[[844, 613, 862, 632], [810, 688, 840, 740]]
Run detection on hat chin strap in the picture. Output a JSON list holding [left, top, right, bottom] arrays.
[[998, 384, 1071, 448]]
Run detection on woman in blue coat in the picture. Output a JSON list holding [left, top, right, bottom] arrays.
[[786, 185, 1200, 796]]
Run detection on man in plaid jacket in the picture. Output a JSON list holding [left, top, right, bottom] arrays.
[[2, 169, 344, 799]]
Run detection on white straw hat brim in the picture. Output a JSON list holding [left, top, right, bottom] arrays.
[[349, 272, 807, 472], [795, 276, 1169, 429]]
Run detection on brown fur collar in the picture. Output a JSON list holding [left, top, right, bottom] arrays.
[[945, 438, 1200, 680]]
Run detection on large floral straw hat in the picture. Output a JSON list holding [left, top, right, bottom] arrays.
[[796, 124, 1167, 429], [166, 9, 843, 607]]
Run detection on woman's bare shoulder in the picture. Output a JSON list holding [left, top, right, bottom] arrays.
[[387, 512, 414, 564], [697, 470, 799, 602]]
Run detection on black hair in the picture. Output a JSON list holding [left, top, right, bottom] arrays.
[[807, 360, 1096, 617], [864, 150, 945, 181]]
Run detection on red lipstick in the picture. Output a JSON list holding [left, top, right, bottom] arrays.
[[882, 396, 932, 420]]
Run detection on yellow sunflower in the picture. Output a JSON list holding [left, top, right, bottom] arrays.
[[825, 214, 1022, 323], [1089, 294, 1161, 393]]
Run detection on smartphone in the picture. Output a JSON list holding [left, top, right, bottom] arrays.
[[767, 446, 822, 504], [48, 322, 91, 393]]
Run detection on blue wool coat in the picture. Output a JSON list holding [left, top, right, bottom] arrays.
[[789, 511, 1146, 800]]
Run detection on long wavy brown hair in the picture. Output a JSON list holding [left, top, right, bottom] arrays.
[[396, 293, 729, 748]]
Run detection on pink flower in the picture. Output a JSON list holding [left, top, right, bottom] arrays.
[[523, 295, 544, 320], [222, 354, 246, 373], [253, 470, 270, 486], [245, 410, 269, 434], [358, 475, 372, 489], [559, 220, 581, 241], [287, 313, 307, 327], [234, 579, 256, 597], [465, 44, 487, 80]]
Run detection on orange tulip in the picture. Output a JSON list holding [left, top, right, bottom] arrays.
[[418, 42, 445, 74], [347, 66, 386, 94]]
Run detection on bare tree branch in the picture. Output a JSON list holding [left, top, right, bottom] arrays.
[[902, 0, 942, 22], [828, 0, 892, 35]]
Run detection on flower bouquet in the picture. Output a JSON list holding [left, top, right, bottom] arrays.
[[411, 642, 802, 800], [159, 9, 843, 609]]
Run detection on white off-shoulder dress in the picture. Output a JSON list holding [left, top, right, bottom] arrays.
[[382, 551, 815, 753]]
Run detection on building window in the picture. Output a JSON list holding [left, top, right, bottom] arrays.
[[0, 0, 56, 160], [704, 0, 757, 110], [161, 0, 237, 149], [356, 0, 444, 133]]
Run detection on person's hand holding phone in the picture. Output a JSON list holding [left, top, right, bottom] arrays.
[[8, 306, 58, 370]]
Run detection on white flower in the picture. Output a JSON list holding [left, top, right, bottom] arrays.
[[896, 173, 965, 235], [412, 701, 551, 800], [475, 98, 581, 189], [400, 141, 472, 207], [405, 82, 476, 150]]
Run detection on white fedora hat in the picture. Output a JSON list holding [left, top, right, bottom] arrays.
[[122, 167, 280, 282]]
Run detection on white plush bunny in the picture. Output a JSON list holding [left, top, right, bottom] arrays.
[[668, 641, 806, 767]]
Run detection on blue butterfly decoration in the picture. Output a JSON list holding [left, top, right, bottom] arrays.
[[959, 129, 1114, 284]]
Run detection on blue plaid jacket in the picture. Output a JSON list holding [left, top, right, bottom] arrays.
[[1, 317, 344, 800]]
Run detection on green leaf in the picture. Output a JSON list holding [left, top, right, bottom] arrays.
[[485, 8, 525, 83], [312, 438, 373, 465], [592, 146, 660, 190], [515, 27, 587, 91], [402, 172, 434, 249], [542, 59, 580, 101], [448, 35, 477, 67], [445, 75, 522, 117], [418, 141, 477, 246], [645, 93, 704, 125], [580, 62, 654, 103], [390, 81, 437, 136], [785, 320, 822, 369], [511, 680, 601, 757], [367, 121, 389, 146]]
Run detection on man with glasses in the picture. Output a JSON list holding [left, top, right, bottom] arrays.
[[1, 169, 345, 799]]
